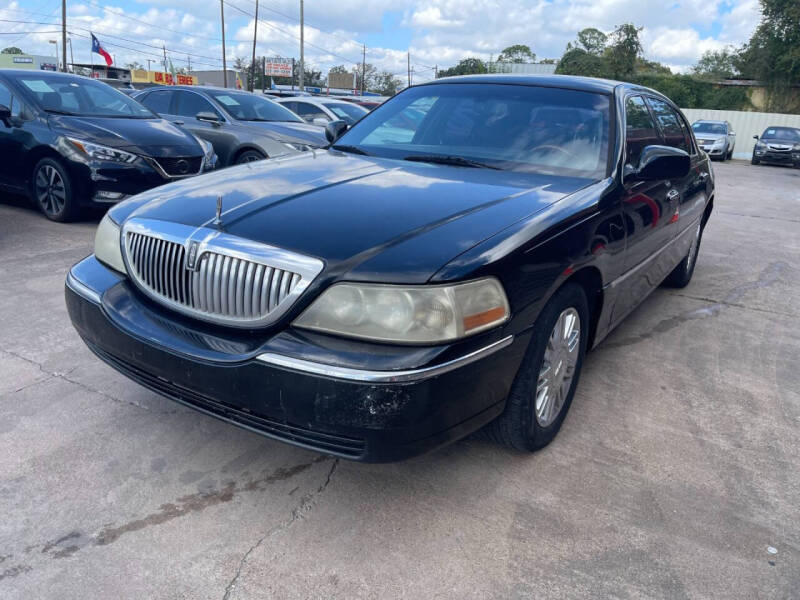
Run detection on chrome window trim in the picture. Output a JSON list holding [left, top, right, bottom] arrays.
[[257, 335, 514, 383], [121, 218, 324, 328]]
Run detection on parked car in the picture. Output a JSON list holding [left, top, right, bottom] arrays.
[[0, 70, 216, 222], [337, 96, 387, 111], [692, 119, 735, 160], [66, 74, 713, 461], [134, 86, 327, 166], [276, 96, 369, 126], [751, 126, 800, 167]]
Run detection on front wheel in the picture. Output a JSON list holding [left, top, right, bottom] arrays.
[[484, 283, 589, 451], [235, 150, 266, 164], [31, 158, 78, 222], [751, 154, 760, 165]]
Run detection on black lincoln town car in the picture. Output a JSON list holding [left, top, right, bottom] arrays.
[[65, 75, 713, 462], [0, 70, 216, 222]]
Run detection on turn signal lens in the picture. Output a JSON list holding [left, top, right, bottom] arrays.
[[294, 278, 509, 344]]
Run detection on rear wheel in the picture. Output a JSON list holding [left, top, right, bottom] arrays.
[[663, 220, 702, 288], [235, 150, 266, 164], [484, 283, 588, 451], [31, 158, 78, 222]]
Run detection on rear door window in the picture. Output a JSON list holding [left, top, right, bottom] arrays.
[[140, 90, 174, 115]]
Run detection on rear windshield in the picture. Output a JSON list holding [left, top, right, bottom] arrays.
[[761, 127, 800, 142], [692, 122, 727, 134], [16, 75, 153, 118], [335, 83, 611, 178]]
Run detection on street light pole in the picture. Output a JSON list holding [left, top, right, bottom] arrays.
[[61, 0, 67, 72], [220, 0, 228, 88], [49, 40, 59, 71]]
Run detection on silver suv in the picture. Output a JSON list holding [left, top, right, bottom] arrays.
[[692, 120, 735, 160]]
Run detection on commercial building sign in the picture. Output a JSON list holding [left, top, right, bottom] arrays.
[[264, 57, 293, 77], [130, 69, 198, 86], [13, 57, 34, 64]]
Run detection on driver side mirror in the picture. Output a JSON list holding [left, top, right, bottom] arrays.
[[312, 117, 329, 127], [196, 111, 222, 126], [324, 119, 348, 143], [626, 145, 690, 182], [753, 134, 759, 140]]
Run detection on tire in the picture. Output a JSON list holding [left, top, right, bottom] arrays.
[[31, 157, 79, 222], [663, 220, 702, 288], [751, 154, 760, 165], [484, 283, 589, 452], [235, 150, 266, 164], [727, 146, 733, 160]]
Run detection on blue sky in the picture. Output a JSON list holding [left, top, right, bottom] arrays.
[[2, 0, 761, 80]]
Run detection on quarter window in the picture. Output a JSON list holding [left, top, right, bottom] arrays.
[[292, 102, 329, 122], [625, 96, 660, 166]]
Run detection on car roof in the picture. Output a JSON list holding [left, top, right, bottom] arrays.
[[417, 73, 635, 94], [0, 69, 92, 81], [694, 119, 726, 124]]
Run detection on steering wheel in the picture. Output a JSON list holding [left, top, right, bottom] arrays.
[[528, 144, 576, 159]]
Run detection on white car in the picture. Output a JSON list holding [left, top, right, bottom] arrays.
[[276, 97, 369, 127]]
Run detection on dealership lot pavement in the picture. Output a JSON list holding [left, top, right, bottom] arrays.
[[0, 161, 798, 599]]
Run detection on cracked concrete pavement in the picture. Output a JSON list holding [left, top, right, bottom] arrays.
[[0, 161, 798, 599]]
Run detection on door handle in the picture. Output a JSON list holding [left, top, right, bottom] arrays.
[[173, 120, 184, 125], [666, 189, 680, 202]]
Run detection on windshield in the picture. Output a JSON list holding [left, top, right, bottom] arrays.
[[761, 127, 800, 142], [334, 83, 610, 178], [321, 101, 368, 125], [17, 75, 154, 118], [206, 90, 303, 122], [692, 122, 727, 135]]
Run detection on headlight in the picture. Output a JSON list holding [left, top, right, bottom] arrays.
[[793, 143, 800, 151], [193, 136, 216, 169], [67, 137, 137, 164], [712, 139, 724, 147], [94, 214, 125, 273], [294, 278, 510, 344]]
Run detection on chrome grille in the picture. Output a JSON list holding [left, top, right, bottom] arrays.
[[122, 221, 321, 328]]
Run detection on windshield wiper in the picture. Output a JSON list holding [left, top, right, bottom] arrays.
[[331, 144, 371, 156], [45, 109, 78, 116], [402, 154, 501, 170]]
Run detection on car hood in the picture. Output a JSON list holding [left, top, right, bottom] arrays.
[[48, 115, 201, 157], [116, 151, 594, 283], [244, 120, 327, 147], [760, 138, 797, 147]]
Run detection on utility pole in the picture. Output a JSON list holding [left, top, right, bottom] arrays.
[[147, 59, 153, 71], [67, 37, 74, 72], [434, 64, 437, 79], [61, 0, 67, 72], [162, 45, 167, 73], [220, 0, 228, 88], [361, 44, 366, 96], [407, 52, 411, 87], [298, 0, 304, 91], [262, 56, 266, 93], [187, 54, 192, 72], [250, 0, 258, 91]]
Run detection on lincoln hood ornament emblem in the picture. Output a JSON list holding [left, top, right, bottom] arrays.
[[213, 194, 223, 226]]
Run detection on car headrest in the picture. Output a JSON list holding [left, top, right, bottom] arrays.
[[40, 92, 62, 111]]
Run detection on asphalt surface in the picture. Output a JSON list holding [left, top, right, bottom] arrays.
[[1, 161, 798, 599]]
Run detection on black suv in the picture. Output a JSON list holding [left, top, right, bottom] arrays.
[[0, 70, 216, 221]]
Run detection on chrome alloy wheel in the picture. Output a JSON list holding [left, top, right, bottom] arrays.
[[35, 164, 66, 216], [535, 307, 581, 427]]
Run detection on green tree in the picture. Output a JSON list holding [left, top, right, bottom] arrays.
[[328, 64, 349, 75], [604, 23, 642, 80], [372, 71, 402, 96], [437, 57, 488, 77], [555, 48, 606, 77], [497, 44, 536, 63], [576, 28, 607, 56], [1, 47, 23, 55], [692, 48, 737, 80]]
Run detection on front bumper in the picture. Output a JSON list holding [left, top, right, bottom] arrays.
[[65, 256, 526, 462], [754, 150, 799, 166], [699, 144, 726, 156]]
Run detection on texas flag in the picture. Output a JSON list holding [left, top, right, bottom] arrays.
[[91, 33, 113, 66]]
